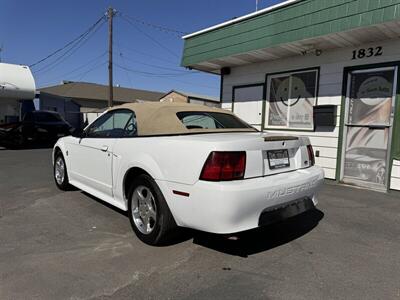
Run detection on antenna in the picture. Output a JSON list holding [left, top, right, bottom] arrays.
[[0, 44, 3, 62], [256, 0, 259, 11]]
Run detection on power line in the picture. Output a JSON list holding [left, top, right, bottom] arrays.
[[165, 77, 219, 90], [38, 51, 107, 86], [77, 61, 108, 79], [29, 8, 216, 93], [40, 61, 107, 90], [29, 15, 106, 68], [34, 19, 106, 74], [120, 14, 180, 58], [116, 50, 198, 74], [115, 63, 198, 77], [57, 61, 108, 94], [115, 63, 218, 90], [115, 42, 178, 65], [121, 13, 188, 37], [115, 44, 134, 88], [34, 18, 106, 73]]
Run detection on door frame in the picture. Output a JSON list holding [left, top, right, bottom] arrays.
[[232, 83, 265, 128], [336, 61, 400, 191]]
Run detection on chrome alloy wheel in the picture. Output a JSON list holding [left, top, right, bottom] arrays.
[[55, 157, 65, 185], [131, 185, 157, 234]]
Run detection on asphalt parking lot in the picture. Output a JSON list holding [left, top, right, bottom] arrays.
[[0, 148, 399, 300]]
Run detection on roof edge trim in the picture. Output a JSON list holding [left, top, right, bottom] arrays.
[[182, 0, 301, 40]]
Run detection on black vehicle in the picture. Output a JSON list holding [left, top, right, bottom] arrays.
[[0, 111, 72, 148]]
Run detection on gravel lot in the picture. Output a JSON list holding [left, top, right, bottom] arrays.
[[0, 148, 399, 300]]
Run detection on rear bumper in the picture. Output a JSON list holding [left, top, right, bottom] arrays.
[[258, 197, 315, 227], [159, 166, 324, 234]]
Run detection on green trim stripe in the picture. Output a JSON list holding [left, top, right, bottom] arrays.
[[182, 0, 400, 67], [391, 75, 400, 161]]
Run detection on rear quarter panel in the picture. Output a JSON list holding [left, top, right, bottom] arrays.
[[113, 136, 215, 186], [114, 133, 312, 186]]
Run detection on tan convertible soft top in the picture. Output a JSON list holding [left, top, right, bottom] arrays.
[[108, 102, 257, 136]]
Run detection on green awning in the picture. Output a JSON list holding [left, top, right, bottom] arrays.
[[182, 0, 400, 72]]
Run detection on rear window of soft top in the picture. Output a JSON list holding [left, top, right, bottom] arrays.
[[176, 111, 253, 130]]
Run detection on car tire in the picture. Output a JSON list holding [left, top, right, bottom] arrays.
[[16, 134, 26, 148], [128, 174, 178, 246], [54, 152, 72, 191]]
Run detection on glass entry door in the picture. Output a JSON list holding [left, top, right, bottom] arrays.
[[341, 67, 397, 190]]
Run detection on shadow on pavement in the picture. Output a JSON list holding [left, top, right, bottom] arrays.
[[192, 209, 324, 257], [79, 190, 324, 252], [81, 190, 194, 246]]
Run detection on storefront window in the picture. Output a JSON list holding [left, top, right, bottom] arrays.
[[266, 69, 318, 130]]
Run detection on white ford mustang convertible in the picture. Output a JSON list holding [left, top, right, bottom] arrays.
[[53, 102, 324, 245]]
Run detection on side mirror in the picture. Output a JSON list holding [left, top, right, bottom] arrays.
[[71, 128, 85, 138]]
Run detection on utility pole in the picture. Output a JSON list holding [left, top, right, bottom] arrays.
[[107, 7, 115, 107]]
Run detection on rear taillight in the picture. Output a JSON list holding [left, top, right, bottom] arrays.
[[200, 151, 246, 181], [307, 145, 315, 166]]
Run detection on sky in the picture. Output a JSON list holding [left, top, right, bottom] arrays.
[[0, 0, 284, 97]]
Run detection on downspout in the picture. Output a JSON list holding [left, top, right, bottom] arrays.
[[219, 73, 224, 104]]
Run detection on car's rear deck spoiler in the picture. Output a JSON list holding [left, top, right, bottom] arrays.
[[263, 136, 299, 142]]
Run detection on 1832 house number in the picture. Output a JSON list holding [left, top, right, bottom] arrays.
[[352, 47, 383, 60]]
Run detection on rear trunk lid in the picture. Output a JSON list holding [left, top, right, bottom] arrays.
[[172, 132, 312, 179], [256, 134, 311, 177]]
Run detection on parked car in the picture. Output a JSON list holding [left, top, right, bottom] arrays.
[[0, 111, 72, 147], [53, 103, 324, 245]]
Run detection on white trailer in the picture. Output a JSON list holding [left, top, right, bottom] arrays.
[[0, 63, 36, 123]]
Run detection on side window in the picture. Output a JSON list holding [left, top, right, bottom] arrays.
[[86, 112, 114, 138], [112, 111, 133, 138], [123, 112, 137, 137], [86, 110, 135, 138]]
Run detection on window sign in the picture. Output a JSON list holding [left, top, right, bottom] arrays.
[[266, 69, 318, 130], [347, 70, 394, 126], [268, 76, 289, 126]]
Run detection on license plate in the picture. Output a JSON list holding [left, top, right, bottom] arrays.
[[267, 149, 290, 169]]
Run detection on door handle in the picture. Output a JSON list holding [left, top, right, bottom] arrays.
[[100, 145, 108, 152]]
